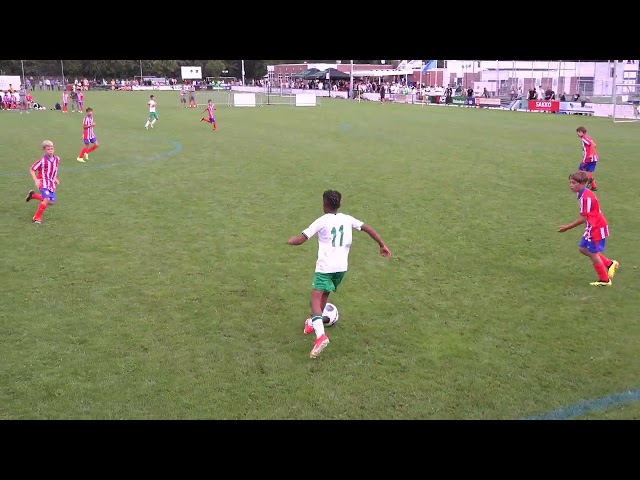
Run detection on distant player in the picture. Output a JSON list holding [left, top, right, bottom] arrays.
[[576, 126, 598, 191], [558, 170, 619, 286], [199, 99, 217, 131], [76, 107, 99, 162], [189, 83, 196, 108], [144, 95, 158, 129], [61, 90, 69, 113], [77, 90, 85, 113], [70, 90, 79, 112], [287, 190, 391, 358], [25, 91, 32, 111], [180, 85, 187, 108], [25, 140, 60, 224], [18, 84, 27, 114]]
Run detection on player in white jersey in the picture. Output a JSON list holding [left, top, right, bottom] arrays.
[[287, 190, 391, 358], [145, 95, 158, 129]]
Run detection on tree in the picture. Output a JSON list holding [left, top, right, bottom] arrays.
[[204, 60, 226, 78]]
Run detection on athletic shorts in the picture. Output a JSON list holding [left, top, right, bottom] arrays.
[[83, 137, 97, 145], [40, 187, 56, 203], [579, 162, 597, 173], [579, 237, 606, 253], [312, 271, 346, 292], [149, 112, 158, 120]]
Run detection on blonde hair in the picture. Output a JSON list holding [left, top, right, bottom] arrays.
[[41, 140, 54, 149]]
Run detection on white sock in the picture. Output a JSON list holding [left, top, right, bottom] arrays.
[[145, 120, 150, 127], [151, 119, 156, 125], [311, 316, 325, 338]]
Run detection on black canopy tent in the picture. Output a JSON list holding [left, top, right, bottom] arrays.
[[307, 68, 350, 80], [291, 68, 321, 79]]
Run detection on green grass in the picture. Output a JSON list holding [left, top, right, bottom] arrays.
[[1, 90, 639, 420]]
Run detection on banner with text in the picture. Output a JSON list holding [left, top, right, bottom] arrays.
[[528, 100, 560, 112], [430, 96, 476, 106], [559, 102, 595, 114]]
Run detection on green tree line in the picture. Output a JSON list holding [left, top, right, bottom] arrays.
[[0, 60, 399, 80]]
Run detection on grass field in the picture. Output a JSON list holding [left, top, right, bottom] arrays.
[[1, 90, 639, 420]]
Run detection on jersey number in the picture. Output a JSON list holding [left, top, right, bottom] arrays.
[[331, 225, 344, 247]]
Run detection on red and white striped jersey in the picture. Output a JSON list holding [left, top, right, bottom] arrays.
[[578, 187, 609, 241], [31, 155, 59, 191], [83, 114, 95, 140], [207, 103, 215, 117], [581, 134, 598, 163]]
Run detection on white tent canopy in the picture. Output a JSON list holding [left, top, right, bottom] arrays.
[[351, 69, 415, 77]]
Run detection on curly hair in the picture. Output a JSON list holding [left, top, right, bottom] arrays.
[[323, 190, 342, 211]]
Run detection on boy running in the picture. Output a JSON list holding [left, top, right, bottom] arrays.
[[558, 170, 619, 286], [145, 95, 158, 129], [25, 140, 60, 224], [576, 126, 599, 191], [199, 99, 217, 131], [287, 190, 391, 358], [76, 107, 99, 162]]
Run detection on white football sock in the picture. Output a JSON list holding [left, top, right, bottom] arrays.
[[312, 316, 325, 338]]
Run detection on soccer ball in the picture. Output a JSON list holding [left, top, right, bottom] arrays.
[[322, 303, 339, 327]]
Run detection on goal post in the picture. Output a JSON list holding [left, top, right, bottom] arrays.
[[195, 90, 233, 107], [254, 85, 322, 106], [613, 83, 640, 123], [258, 85, 295, 106]]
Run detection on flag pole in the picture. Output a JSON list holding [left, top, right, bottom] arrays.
[[350, 59, 354, 101], [21, 60, 25, 87], [419, 62, 423, 104]]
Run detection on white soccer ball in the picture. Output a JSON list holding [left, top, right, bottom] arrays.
[[322, 303, 339, 327]]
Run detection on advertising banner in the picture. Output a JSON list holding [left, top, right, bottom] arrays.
[[476, 98, 502, 107], [528, 100, 559, 112], [451, 96, 476, 106], [431, 96, 476, 106], [559, 102, 594, 115]]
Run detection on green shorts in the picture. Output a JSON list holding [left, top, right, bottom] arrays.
[[312, 271, 346, 292], [149, 112, 158, 119]]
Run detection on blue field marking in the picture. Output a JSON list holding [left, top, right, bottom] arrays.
[[523, 387, 640, 420], [0, 140, 182, 177]]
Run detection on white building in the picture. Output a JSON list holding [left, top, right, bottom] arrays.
[[432, 60, 639, 97]]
